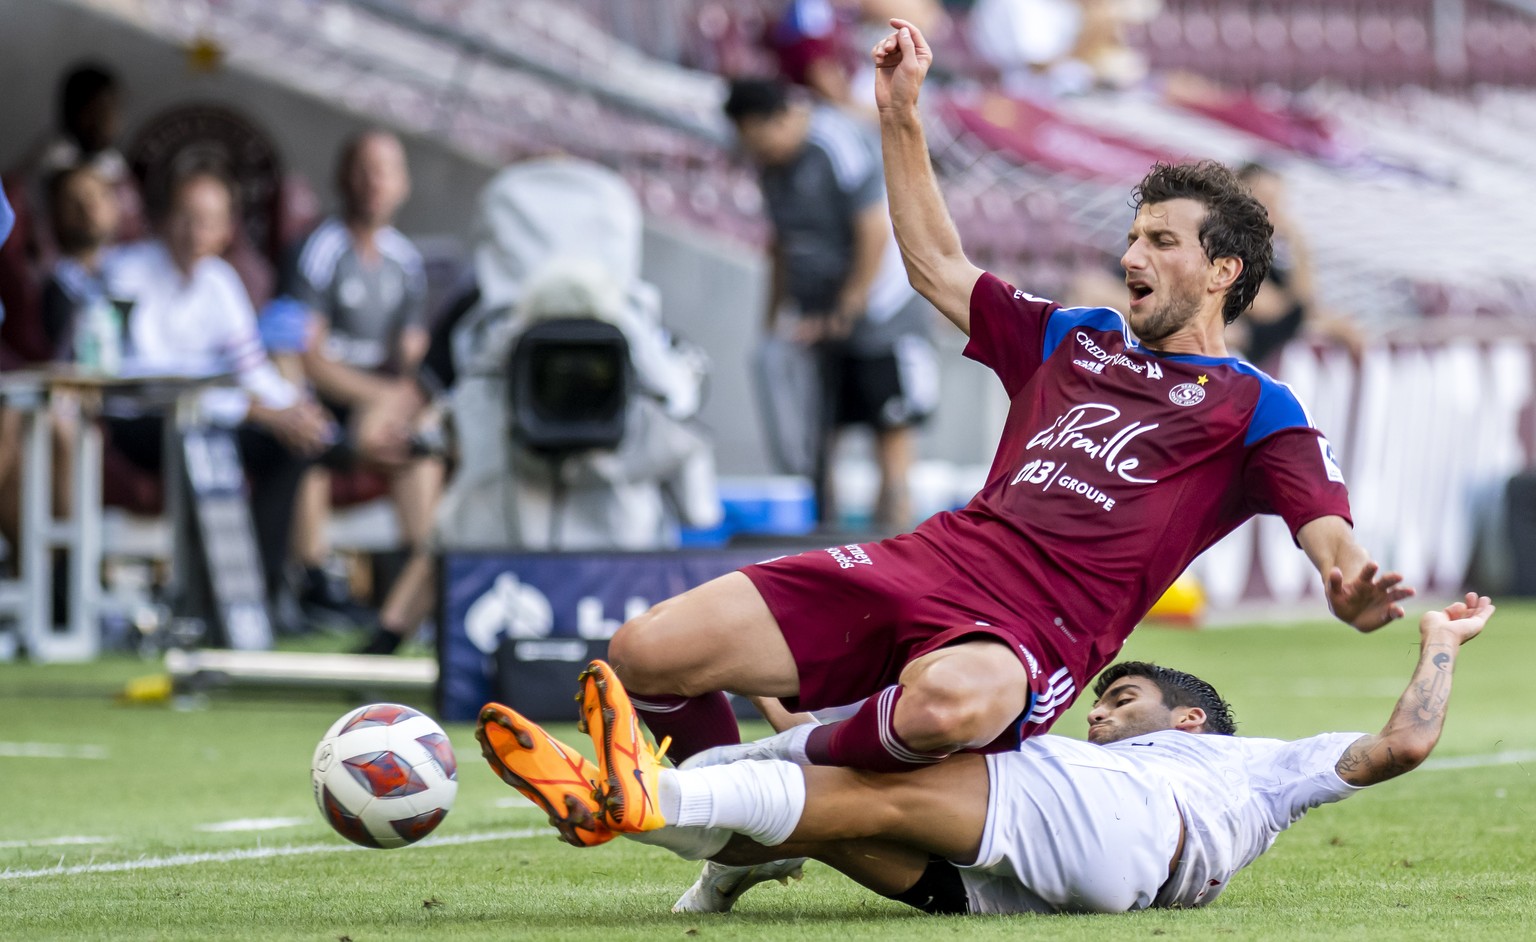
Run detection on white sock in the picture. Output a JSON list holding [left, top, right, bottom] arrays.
[[622, 825, 730, 861], [663, 760, 806, 847], [617, 771, 730, 861], [777, 723, 815, 766]]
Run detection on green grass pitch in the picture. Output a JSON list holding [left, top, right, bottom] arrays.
[[2, 603, 1533, 941]]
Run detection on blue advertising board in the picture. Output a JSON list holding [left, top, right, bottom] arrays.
[[437, 548, 800, 722]]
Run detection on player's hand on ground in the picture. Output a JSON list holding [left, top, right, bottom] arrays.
[[1327, 561, 1414, 632], [1419, 592, 1494, 646], [873, 19, 933, 114]]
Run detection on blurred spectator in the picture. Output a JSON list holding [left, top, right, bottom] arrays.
[[282, 129, 441, 628], [101, 169, 331, 630], [1234, 162, 1362, 365], [2, 64, 144, 365], [767, 0, 947, 120], [767, 0, 862, 113], [967, 0, 1148, 95], [0, 174, 79, 587], [40, 165, 120, 359], [725, 78, 937, 532], [29, 63, 144, 244]]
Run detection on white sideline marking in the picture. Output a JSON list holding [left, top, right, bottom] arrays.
[[1421, 749, 1536, 772], [196, 817, 309, 833], [0, 742, 108, 760], [0, 827, 545, 881], [0, 836, 115, 849]]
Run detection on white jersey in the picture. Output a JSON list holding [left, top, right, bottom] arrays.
[[1103, 729, 1365, 908], [963, 730, 1363, 914]]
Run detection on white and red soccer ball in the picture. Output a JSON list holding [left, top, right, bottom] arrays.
[[311, 703, 458, 849]]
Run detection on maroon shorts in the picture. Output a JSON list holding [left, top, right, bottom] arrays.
[[740, 533, 1078, 748]]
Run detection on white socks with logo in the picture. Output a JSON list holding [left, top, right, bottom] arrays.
[[629, 759, 807, 859]]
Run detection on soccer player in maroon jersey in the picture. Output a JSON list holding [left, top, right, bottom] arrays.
[[601, 17, 1413, 778]]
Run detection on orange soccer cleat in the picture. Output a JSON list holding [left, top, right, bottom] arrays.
[[475, 702, 613, 847], [575, 660, 671, 833]]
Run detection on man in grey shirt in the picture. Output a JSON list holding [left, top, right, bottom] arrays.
[[726, 78, 937, 532], [283, 129, 442, 627]]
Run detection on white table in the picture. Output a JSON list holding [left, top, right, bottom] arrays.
[[0, 369, 218, 662]]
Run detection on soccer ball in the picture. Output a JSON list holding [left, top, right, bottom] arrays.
[[311, 703, 458, 849]]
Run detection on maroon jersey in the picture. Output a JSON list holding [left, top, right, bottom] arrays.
[[907, 274, 1352, 714]]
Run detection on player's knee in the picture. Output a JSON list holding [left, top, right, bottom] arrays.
[[895, 685, 992, 753], [899, 668, 1015, 752], [608, 605, 713, 697], [607, 608, 674, 692]]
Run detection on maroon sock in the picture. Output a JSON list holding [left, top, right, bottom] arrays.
[[627, 691, 741, 762], [803, 685, 950, 772]]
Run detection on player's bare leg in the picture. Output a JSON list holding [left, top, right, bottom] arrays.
[[607, 572, 800, 759], [611, 572, 799, 699], [678, 759, 986, 914]]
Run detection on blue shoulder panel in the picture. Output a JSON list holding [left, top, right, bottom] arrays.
[[1230, 360, 1315, 446], [1042, 306, 1130, 359]]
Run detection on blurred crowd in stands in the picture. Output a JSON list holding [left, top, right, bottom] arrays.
[[0, 63, 445, 647], [18, 0, 1505, 652]]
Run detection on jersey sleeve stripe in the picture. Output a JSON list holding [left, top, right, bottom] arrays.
[[377, 227, 424, 270], [1041, 305, 1130, 359], [1239, 365, 1317, 446], [297, 219, 347, 290]]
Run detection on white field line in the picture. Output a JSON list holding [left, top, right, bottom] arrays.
[[0, 827, 545, 880], [0, 742, 109, 760], [1420, 749, 1536, 772], [196, 817, 308, 833], [4, 748, 1525, 882], [0, 836, 115, 849]]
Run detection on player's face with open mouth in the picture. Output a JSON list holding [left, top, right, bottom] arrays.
[[1085, 676, 1178, 744], [1121, 199, 1215, 344]]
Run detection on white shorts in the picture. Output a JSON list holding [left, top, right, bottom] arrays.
[[958, 740, 1182, 914]]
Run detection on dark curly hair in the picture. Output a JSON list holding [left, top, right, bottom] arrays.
[[1132, 161, 1274, 326], [1093, 660, 1237, 735]]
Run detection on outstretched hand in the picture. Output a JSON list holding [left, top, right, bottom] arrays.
[[872, 18, 933, 114], [1420, 592, 1494, 646], [1326, 561, 1415, 633]]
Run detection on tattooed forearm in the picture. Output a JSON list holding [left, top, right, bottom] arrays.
[[1409, 651, 1453, 725], [1336, 641, 1461, 786], [1379, 746, 1415, 779], [1335, 741, 1368, 777]]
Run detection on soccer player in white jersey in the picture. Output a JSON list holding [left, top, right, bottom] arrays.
[[478, 593, 1493, 916]]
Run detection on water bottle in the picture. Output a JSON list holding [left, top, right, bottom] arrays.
[[77, 296, 122, 375]]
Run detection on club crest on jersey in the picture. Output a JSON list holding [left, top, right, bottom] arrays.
[[1169, 382, 1206, 407]]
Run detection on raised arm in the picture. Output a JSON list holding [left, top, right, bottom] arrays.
[[1297, 514, 1414, 632], [872, 20, 983, 334], [1334, 593, 1494, 787]]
